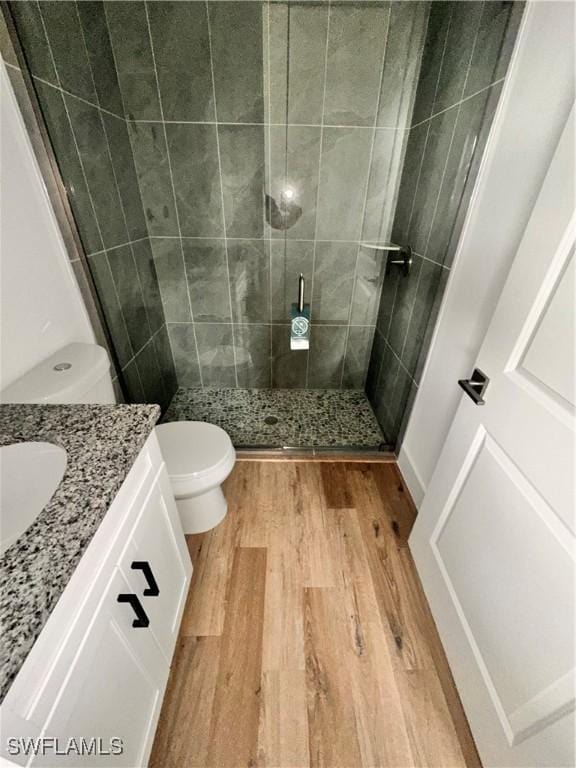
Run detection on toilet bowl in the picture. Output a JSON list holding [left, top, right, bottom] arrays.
[[155, 421, 236, 534]]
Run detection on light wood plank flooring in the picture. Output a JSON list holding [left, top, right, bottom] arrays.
[[150, 461, 481, 768]]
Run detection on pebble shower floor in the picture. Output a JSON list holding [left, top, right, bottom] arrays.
[[163, 388, 386, 450]]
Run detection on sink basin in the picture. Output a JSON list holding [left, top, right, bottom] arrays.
[[0, 442, 67, 556]]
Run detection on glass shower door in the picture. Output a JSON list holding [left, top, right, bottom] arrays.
[[258, 2, 388, 450]]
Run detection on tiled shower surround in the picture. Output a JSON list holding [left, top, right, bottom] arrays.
[[365, 1, 522, 442], [5, 0, 522, 446]]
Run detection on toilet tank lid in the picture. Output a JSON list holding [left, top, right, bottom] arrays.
[[0, 343, 111, 404]]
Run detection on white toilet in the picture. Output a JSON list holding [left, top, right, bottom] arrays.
[[0, 342, 116, 404], [1, 342, 234, 534], [156, 421, 236, 534]]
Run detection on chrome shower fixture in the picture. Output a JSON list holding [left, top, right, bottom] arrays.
[[360, 242, 413, 277]]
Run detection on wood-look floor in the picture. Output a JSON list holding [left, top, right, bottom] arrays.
[[150, 461, 481, 768]]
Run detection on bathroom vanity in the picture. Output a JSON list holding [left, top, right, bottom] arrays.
[[0, 405, 192, 767]]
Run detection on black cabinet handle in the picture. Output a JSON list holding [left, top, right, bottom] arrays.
[[117, 593, 150, 628], [131, 560, 160, 597]]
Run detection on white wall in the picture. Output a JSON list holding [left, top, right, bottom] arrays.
[[398, 1, 575, 506], [0, 61, 94, 390]]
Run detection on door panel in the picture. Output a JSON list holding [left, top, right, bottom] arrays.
[[433, 431, 574, 742], [520, 252, 574, 405], [410, 102, 575, 767]]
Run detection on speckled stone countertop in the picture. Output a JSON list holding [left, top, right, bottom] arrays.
[[0, 404, 160, 703]]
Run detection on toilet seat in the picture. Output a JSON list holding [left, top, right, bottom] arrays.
[[156, 421, 235, 498]]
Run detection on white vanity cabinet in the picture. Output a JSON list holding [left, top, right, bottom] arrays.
[[29, 568, 169, 768], [118, 472, 190, 663], [0, 432, 192, 768]]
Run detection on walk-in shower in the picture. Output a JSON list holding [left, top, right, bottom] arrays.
[[3, 0, 522, 450]]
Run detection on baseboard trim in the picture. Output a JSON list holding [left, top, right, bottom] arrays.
[[397, 446, 426, 508]]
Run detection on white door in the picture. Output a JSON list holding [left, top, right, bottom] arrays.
[[409, 107, 575, 768], [33, 569, 169, 767]]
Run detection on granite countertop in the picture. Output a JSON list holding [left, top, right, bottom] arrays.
[[0, 404, 161, 703]]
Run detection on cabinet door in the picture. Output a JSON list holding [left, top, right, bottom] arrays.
[[121, 468, 192, 662], [32, 569, 168, 767]]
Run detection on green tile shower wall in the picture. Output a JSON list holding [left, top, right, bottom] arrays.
[[10, 0, 430, 395], [13, 1, 520, 416], [7, 0, 522, 433], [367, 0, 524, 446], [159, 0, 427, 390]]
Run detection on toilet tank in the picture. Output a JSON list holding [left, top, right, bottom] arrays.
[[0, 343, 116, 404]]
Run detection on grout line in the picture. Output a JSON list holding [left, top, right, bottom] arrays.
[[97, 251, 139, 380], [126, 118, 403, 130], [36, 2, 104, 253], [400, 118, 431, 250], [120, 322, 166, 374], [86, 236, 149, 258], [30, 74, 126, 122], [404, 3, 452, 243], [378, 312, 415, 431], [415, 249, 450, 271], [126, 239, 155, 342], [164, 321, 180, 392], [376, 327, 411, 429], [340, 1, 391, 389], [75, 3, 155, 346], [165, 321, 377, 328], [373, 326, 418, 387], [305, 0, 331, 388], [384, 267, 401, 341], [398, 253, 424, 365], [144, 0, 204, 389], [147, 235, 389, 245], [103, 1, 154, 247], [409, 77, 506, 130], [206, 0, 238, 389], [369, 1, 431, 256], [386, 337, 417, 386], [421, 4, 484, 262], [101, 2, 127, 120], [283, 4, 292, 382], [385, 1, 429, 183], [374, 126, 403, 248], [264, 0, 274, 388], [371, 327, 387, 398]]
